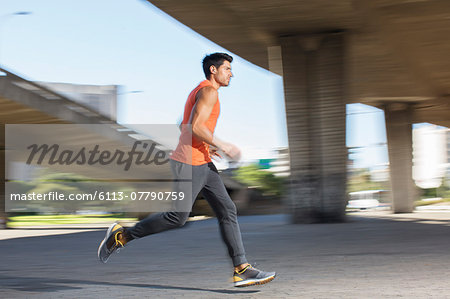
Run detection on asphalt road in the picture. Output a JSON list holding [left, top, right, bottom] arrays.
[[1, 212, 450, 298]]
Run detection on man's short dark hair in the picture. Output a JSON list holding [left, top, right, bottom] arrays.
[[202, 53, 233, 79]]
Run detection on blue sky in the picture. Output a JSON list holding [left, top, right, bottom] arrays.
[[346, 104, 388, 169], [1, 0, 388, 168]]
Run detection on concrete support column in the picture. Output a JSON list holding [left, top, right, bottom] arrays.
[[280, 33, 347, 223], [384, 103, 416, 213]]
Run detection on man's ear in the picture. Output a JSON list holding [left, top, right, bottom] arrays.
[[210, 65, 217, 74]]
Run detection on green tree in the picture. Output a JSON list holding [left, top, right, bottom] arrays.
[[233, 164, 285, 197], [347, 168, 388, 193]]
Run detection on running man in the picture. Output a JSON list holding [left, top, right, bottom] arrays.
[[98, 53, 276, 287]]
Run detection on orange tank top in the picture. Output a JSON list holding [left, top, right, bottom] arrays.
[[170, 80, 220, 165]]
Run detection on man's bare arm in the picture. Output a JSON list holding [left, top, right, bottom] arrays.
[[191, 86, 241, 160], [191, 86, 217, 145]]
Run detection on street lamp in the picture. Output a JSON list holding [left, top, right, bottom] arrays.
[[118, 90, 143, 95], [11, 12, 32, 16], [0, 11, 33, 64]]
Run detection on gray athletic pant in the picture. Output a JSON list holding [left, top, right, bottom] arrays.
[[127, 159, 248, 267]]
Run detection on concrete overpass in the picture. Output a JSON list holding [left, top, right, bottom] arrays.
[[147, 0, 450, 222]]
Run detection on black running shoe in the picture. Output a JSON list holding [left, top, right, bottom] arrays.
[[233, 265, 276, 287], [97, 222, 128, 263]]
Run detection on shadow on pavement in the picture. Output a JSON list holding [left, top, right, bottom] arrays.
[[0, 274, 260, 295]]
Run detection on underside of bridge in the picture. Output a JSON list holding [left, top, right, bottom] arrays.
[[0, 69, 137, 227], [148, 0, 450, 222]]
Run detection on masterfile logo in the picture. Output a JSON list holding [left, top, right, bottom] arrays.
[[26, 141, 170, 171], [5, 124, 193, 213], [5, 124, 187, 180]]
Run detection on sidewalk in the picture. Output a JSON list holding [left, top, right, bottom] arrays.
[[0, 216, 210, 241], [0, 211, 449, 298]]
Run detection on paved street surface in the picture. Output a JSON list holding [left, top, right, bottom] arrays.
[[1, 211, 450, 298]]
